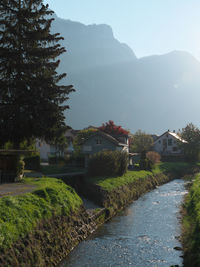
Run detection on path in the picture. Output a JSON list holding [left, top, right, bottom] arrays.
[[0, 183, 36, 198]]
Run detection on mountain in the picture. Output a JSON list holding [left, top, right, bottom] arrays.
[[52, 16, 136, 72], [52, 15, 200, 134]]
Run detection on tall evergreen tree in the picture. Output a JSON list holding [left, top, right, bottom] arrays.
[[0, 0, 74, 148]]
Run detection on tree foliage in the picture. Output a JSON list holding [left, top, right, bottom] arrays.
[[130, 130, 153, 153], [73, 128, 98, 156], [98, 120, 129, 137], [0, 0, 74, 148], [180, 123, 200, 162]]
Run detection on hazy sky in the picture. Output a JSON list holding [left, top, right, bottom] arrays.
[[43, 0, 200, 60]]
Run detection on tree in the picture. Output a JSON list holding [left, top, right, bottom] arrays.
[[180, 123, 200, 162], [0, 0, 74, 148], [73, 128, 98, 156], [130, 130, 153, 153], [98, 120, 129, 137]]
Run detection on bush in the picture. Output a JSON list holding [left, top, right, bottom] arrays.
[[88, 151, 128, 177], [24, 155, 40, 171], [118, 152, 129, 176], [16, 159, 25, 181], [139, 158, 148, 170], [146, 151, 161, 164], [139, 151, 160, 171]]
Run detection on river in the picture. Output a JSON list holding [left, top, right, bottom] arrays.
[[61, 179, 187, 267]]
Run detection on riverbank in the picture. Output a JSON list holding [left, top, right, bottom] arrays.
[[0, 162, 193, 266], [81, 162, 192, 218], [181, 173, 200, 267], [63, 179, 186, 267], [0, 178, 97, 266]]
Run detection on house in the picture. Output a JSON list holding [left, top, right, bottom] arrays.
[[36, 128, 78, 161], [153, 130, 187, 158], [36, 140, 65, 161], [81, 131, 129, 167]]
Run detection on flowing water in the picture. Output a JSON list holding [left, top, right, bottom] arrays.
[[61, 179, 187, 267]]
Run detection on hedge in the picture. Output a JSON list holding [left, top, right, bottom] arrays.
[[88, 150, 128, 177]]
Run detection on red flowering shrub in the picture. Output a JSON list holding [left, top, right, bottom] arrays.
[[98, 120, 129, 136]]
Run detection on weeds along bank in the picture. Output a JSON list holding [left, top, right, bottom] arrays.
[[0, 178, 97, 267], [182, 173, 200, 267], [82, 162, 192, 217]]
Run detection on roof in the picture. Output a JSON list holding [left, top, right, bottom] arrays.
[[82, 131, 128, 147], [151, 134, 159, 141], [154, 131, 187, 143]]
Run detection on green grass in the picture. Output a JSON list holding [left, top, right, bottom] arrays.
[[86, 170, 154, 192], [86, 162, 192, 192], [0, 177, 82, 250], [157, 161, 192, 174]]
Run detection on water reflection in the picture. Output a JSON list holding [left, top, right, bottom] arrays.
[[62, 179, 187, 267]]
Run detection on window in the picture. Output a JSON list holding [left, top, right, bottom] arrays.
[[168, 139, 172, 146], [158, 140, 161, 144], [173, 147, 178, 152]]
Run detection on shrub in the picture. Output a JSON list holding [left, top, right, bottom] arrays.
[[118, 152, 129, 176], [88, 151, 128, 177], [146, 151, 161, 164], [16, 159, 25, 180], [139, 159, 148, 170], [139, 151, 160, 171]]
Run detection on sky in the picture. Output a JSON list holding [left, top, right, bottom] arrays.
[[43, 0, 200, 60]]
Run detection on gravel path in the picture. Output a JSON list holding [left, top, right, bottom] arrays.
[[0, 183, 36, 198]]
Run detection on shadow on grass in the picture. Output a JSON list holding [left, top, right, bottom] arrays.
[[158, 162, 197, 176]]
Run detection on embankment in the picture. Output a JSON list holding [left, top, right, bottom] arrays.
[[82, 172, 171, 218], [181, 173, 200, 267], [79, 162, 193, 218], [0, 178, 98, 267]]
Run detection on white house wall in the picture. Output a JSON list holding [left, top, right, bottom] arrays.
[[36, 140, 51, 161], [154, 132, 182, 154]]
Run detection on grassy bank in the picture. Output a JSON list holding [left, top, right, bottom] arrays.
[[83, 162, 193, 216], [182, 173, 200, 267], [85, 162, 192, 192], [0, 177, 82, 251]]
